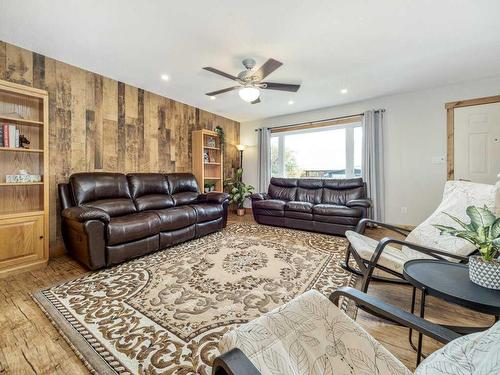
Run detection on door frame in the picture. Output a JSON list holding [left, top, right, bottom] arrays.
[[445, 95, 500, 180]]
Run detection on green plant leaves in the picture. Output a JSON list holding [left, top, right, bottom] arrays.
[[467, 206, 496, 229], [435, 205, 499, 261], [491, 218, 500, 239]]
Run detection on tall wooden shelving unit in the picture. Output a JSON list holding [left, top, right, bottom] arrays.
[[0, 79, 49, 278], [192, 129, 224, 192]]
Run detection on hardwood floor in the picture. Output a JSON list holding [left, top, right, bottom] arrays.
[[0, 212, 494, 374]]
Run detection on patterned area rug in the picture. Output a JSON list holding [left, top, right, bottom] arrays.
[[33, 223, 356, 375]]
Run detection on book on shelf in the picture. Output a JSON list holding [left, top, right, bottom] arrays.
[[8, 124, 16, 148], [1, 123, 22, 148], [3, 123, 9, 147]]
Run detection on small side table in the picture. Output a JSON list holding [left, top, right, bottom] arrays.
[[403, 259, 500, 365]]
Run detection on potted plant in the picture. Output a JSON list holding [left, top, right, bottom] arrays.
[[434, 206, 500, 289], [204, 182, 215, 193], [224, 168, 254, 216]]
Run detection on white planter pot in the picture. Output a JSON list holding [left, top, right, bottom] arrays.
[[469, 256, 500, 290]]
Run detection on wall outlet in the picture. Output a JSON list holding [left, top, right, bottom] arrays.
[[401, 206, 408, 215], [431, 156, 446, 164]]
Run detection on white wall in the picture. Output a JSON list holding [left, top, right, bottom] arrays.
[[240, 76, 500, 225]]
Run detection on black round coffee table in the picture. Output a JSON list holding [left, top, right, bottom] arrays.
[[403, 259, 500, 364]]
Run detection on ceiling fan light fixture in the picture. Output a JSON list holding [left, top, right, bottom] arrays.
[[238, 87, 260, 102]]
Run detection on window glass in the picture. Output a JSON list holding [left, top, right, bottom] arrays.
[[271, 123, 362, 179]]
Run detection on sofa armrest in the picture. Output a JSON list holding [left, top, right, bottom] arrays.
[[346, 198, 372, 208], [250, 193, 268, 200], [197, 192, 229, 204], [62, 206, 110, 224]]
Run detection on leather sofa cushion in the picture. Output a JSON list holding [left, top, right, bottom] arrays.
[[134, 194, 174, 211], [285, 211, 313, 220], [190, 203, 223, 223], [296, 187, 322, 204], [313, 204, 363, 217], [313, 214, 361, 226], [172, 191, 199, 206], [127, 173, 174, 211], [268, 185, 296, 201], [70, 172, 132, 205], [106, 212, 161, 245], [252, 199, 286, 211], [155, 206, 196, 231], [322, 187, 364, 205], [128, 173, 170, 197], [167, 173, 199, 194], [253, 208, 284, 217], [267, 177, 297, 201], [323, 178, 363, 190], [84, 198, 137, 217], [285, 201, 313, 213]]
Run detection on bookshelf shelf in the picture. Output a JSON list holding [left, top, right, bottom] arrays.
[[0, 79, 49, 278], [192, 129, 224, 192], [0, 116, 44, 126], [0, 182, 44, 186], [0, 147, 44, 153]]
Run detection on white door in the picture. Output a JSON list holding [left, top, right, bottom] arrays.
[[454, 102, 500, 184]]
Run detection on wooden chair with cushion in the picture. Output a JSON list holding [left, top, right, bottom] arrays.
[[342, 180, 497, 292], [213, 287, 500, 375]]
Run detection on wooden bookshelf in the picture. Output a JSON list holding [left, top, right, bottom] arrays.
[[192, 129, 224, 192], [0, 79, 49, 278]]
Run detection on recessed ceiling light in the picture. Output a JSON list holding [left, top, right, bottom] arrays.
[[210, 96, 216, 100], [288, 100, 294, 105], [340, 88, 348, 94], [161, 74, 169, 81]]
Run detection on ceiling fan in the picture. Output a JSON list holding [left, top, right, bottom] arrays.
[[203, 58, 300, 104]]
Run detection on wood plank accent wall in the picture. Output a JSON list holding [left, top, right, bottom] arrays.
[[0, 41, 240, 255]]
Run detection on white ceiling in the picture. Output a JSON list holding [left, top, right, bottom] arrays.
[[1, 0, 500, 122]]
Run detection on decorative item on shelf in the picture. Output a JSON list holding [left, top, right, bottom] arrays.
[[224, 168, 254, 216], [203, 151, 209, 163], [5, 169, 42, 183], [434, 206, 500, 289], [204, 181, 216, 193], [19, 134, 30, 149], [206, 136, 216, 148], [236, 144, 246, 169], [214, 126, 225, 152]]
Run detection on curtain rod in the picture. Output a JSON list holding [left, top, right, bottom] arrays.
[[254, 112, 366, 132]]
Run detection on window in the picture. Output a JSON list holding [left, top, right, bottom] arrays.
[[271, 122, 362, 179]]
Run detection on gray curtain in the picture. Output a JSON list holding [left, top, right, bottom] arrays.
[[362, 110, 385, 221], [257, 127, 271, 192]]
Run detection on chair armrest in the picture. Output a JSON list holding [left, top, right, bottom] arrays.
[[372, 237, 468, 264], [61, 206, 110, 224], [330, 287, 460, 344], [213, 348, 261, 375], [346, 198, 372, 208], [355, 218, 412, 236], [250, 193, 269, 200], [197, 192, 229, 204]]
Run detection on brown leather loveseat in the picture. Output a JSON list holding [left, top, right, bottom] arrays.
[[251, 177, 371, 235], [58, 172, 229, 270]]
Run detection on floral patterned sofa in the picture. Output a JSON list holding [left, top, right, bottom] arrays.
[[213, 287, 500, 375]]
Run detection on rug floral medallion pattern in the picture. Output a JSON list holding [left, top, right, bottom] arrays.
[[34, 223, 353, 375]]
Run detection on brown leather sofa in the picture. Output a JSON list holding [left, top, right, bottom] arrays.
[[58, 172, 229, 270], [251, 177, 371, 235]]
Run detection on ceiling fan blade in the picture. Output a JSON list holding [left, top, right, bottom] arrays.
[[251, 97, 261, 104], [205, 86, 239, 96], [203, 67, 238, 81], [262, 82, 301, 92], [252, 58, 283, 81]]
